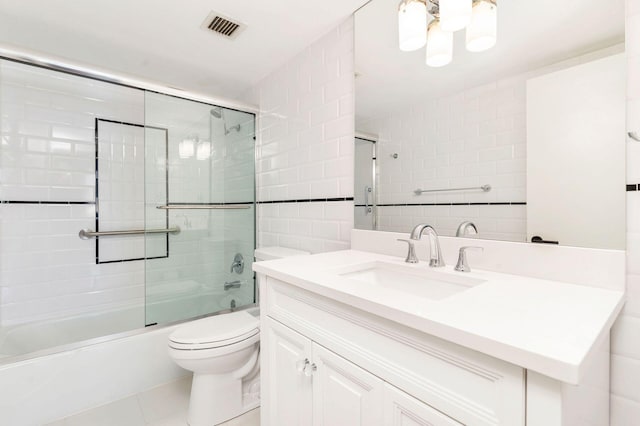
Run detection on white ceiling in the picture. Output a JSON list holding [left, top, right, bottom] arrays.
[[0, 0, 368, 102], [355, 0, 625, 122]]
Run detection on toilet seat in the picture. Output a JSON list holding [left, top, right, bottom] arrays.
[[169, 328, 259, 351], [169, 310, 259, 351]]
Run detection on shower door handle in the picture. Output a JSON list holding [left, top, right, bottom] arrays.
[[364, 186, 372, 215]]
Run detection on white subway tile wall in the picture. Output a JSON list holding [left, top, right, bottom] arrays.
[[0, 61, 256, 343], [251, 19, 355, 253], [611, 0, 640, 422], [97, 121, 167, 263], [357, 75, 526, 241], [258, 201, 352, 253]]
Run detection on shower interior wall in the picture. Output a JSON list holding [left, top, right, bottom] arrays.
[[0, 60, 255, 354]]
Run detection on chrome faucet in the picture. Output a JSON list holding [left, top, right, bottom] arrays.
[[397, 239, 419, 263], [454, 246, 483, 272], [456, 221, 478, 237], [410, 224, 445, 267], [224, 280, 242, 291]]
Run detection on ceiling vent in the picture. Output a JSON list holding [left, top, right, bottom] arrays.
[[201, 12, 245, 39]]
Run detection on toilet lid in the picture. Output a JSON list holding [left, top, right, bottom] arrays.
[[169, 310, 259, 348]]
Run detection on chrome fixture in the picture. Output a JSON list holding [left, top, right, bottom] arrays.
[[364, 186, 373, 215], [296, 358, 317, 377], [398, 0, 497, 67], [210, 107, 223, 119], [456, 221, 478, 237], [224, 280, 242, 291], [414, 184, 490, 195], [409, 224, 445, 267], [211, 107, 241, 135], [397, 239, 419, 263], [230, 253, 244, 274], [157, 204, 252, 210], [629, 132, 640, 142], [454, 246, 483, 272], [79, 227, 180, 240]]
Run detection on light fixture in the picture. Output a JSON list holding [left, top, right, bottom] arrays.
[[466, 0, 497, 52], [398, 0, 428, 52], [426, 18, 453, 67], [439, 0, 472, 32], [179, 137, 195, 159], [197, 140, 211, 160], [397, 0, 497, 67]]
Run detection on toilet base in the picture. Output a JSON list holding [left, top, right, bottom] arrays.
[[188, 373, 241, 426]]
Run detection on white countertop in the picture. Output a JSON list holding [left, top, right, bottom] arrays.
[[254, 249, 625, 384]]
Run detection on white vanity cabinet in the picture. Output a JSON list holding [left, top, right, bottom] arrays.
[[264, 317, 385, 426], [265, 316, 462, 426], [263, 317, 313, 426], [261, 277, 527, 426]]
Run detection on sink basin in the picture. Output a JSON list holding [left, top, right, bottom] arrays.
[[336, 262, 485, 300]]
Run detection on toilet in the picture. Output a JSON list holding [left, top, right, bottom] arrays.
[[168, 246, 310, 426]]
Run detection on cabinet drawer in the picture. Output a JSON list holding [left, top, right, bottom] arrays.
[[263, 277, 525, 426]]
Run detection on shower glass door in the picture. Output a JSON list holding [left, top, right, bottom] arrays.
[[143, 92, 256, 326], [354, 137, 376, 230]]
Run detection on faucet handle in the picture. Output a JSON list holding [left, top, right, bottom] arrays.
[[455, 246, 483, 272], [397, 239, 419, 264]]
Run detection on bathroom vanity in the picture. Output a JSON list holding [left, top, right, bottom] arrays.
[[255, 232, 625, 426]]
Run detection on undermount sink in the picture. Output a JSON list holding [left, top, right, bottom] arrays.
[[336, 261, 485, 300]]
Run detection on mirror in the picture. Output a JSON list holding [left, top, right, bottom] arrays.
[[354, 0, 626, 250]]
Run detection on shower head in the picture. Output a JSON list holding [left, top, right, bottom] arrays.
[[210, 107, 223, 119], [211, 107, 241, 135]]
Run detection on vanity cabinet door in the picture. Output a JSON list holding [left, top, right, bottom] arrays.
[[311, 343, 384, 426], [384, 383, 463, 426], [263, 318, 313, 426]]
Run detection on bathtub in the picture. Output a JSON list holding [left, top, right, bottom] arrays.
[[0, 283, 257, 426], [0, 280, 251, 359], [0, 304, 143, 359]]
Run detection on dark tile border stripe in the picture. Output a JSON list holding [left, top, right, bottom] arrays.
[[628, 184, 640, 191], [355, 202, 526, 207], [0, 200, 96, 205], [258, 197, 354, 204]]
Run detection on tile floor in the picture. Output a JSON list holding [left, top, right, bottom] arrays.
[[45, 376, 260, 426]]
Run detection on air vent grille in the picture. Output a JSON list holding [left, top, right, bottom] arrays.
[[206, 15, 241, 37]]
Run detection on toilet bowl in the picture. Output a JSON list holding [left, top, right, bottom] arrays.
[[168, 246, 310, 425], [168, 310, 260, 426]]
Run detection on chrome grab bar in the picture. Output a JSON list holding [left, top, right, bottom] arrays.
[[156, 204, 252, 210], [414, 184, 491, 195], [79, 227, 180, 240], [364, 186, 372, 215]]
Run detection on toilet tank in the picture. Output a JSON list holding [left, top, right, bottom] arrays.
[[254, 246, 311, 262], [254, 247, 310, 304]]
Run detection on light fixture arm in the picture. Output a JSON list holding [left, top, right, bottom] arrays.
[[427, 0, 440, 17]]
